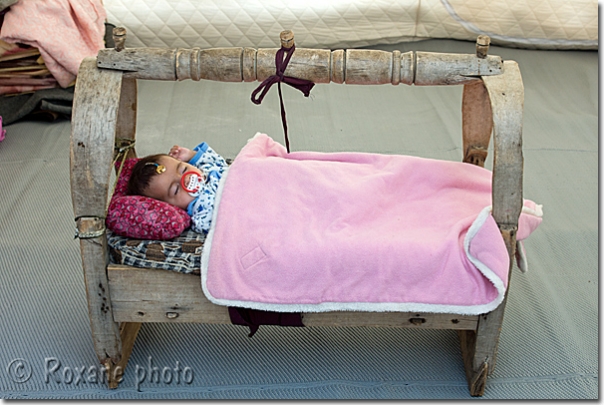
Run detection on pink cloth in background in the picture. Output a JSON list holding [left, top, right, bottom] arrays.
[[0, 84, 57, 94], [0, 116, 5, 142], [0, 0, 106, 87], [202, 134, 543, 314]]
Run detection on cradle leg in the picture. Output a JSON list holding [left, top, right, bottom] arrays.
[[76, 217, 123, 380], [107, 322, 142, 388], [458, 297, 507, 396], [458, 329, 486, 395], [459, 228, 515, 396], [462, 80, 493, 167]]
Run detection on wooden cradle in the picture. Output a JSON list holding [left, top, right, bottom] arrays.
[[70, 30, 524, 397]]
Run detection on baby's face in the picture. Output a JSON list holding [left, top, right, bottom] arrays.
[[144, 155, 202, 210]]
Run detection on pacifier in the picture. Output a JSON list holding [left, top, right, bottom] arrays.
[[181, 170, 205, 197]]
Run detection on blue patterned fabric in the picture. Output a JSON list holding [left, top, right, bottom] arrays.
[[186, 142, 228, 233]]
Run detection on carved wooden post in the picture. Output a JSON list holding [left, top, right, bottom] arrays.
[[459, 61, 524, 396], [95, 46, 503, 86]]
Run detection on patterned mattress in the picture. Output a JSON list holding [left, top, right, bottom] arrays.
[[103, 0, 597, 50], [108, 229, 204, 274]]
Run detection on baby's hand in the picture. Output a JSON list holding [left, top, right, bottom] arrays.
[[169, 145, 195, 162]]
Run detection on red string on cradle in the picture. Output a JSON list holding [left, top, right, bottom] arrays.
[[251, 44, 315, 153]]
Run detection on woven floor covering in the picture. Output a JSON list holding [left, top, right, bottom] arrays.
[[0, 39, 597, 399]]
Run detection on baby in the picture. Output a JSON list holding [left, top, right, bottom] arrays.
[[127, 142, 228, 233]]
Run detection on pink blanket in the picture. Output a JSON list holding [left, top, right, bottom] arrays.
[[201, 134, 542, 314], [0, 0, 106, 88]]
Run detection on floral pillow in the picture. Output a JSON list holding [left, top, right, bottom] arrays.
[[105, 158, 191, 240]]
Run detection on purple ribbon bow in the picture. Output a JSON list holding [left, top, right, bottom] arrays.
[[251, 44, 315, 152]]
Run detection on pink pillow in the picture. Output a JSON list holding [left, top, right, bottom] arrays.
[[106, 158, 191, 240]]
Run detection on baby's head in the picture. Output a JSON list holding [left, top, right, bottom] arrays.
[[127, 154, 201, 210]]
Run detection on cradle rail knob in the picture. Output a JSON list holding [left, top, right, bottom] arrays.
[[280, 30, 295, 49], [476, 35, 491, 59], [113, 27, 127, 52]]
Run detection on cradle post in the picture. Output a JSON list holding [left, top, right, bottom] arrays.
[[484, 61, 524, 228], [459, 60, 524, 396], [280, 30, 294, 49], [476, 35, 491, 59], [459, 296, 509, 396], [106, 322, 142, 388], [463, 35, 495, 169], [113, 27, 127, 52], [70, 58, 125, 373], [462, 80, 493, 167], [114, 77, 138, 160]]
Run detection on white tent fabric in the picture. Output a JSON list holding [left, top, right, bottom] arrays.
[[103, 0, 598, 50]]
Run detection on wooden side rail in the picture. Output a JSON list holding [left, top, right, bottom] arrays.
[[70, 30, 523, 396], [107, 264, 479, 329]]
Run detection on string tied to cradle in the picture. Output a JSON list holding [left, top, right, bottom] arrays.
[[251, 40, 315, 153], [74, 138, 136, 240]]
